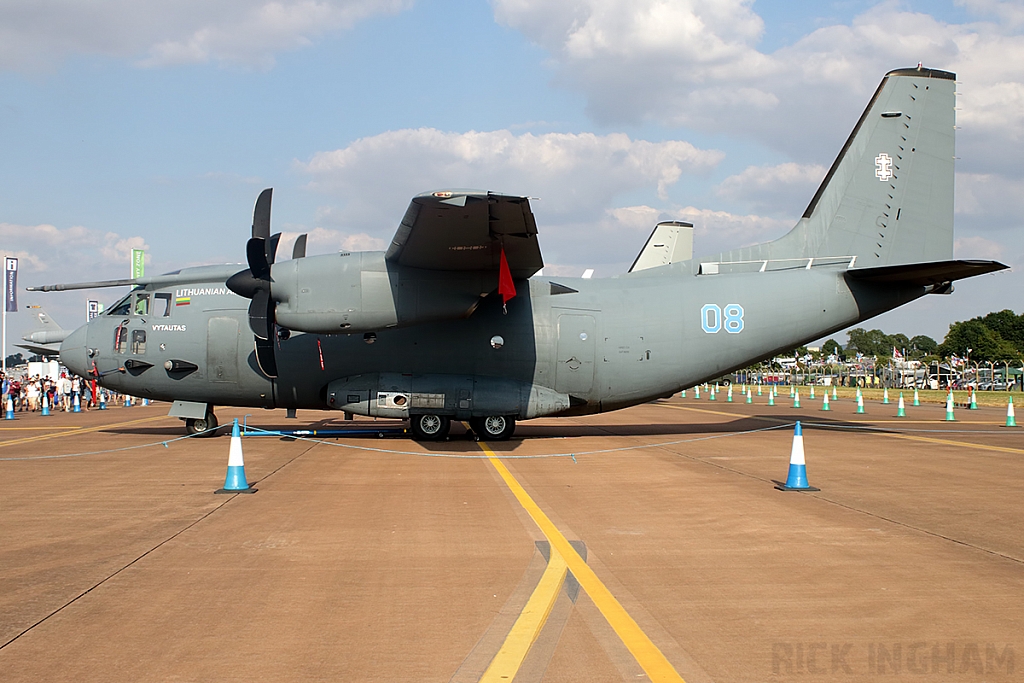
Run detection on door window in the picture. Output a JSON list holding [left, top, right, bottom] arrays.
[[131, 329, 147, 354]]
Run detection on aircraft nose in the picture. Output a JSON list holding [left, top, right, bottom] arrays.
[[59, 325, 90, 376]]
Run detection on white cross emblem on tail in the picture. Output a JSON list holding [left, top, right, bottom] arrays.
[[875, 153, 893, 181]]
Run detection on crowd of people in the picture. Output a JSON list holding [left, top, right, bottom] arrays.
[[0, 370, 128, 412]]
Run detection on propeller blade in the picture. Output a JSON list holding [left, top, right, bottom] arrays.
[[292, 233, 307, 259], [267, 232, 281, 266], [254, 337, 278, 378], [252, 188, 272, 240], [246, 237, 271, 280], [248, 288, 273, 339]]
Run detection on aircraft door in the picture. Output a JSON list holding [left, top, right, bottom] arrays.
[[555, 314, 595, 395], [207, 317, 240, 383]]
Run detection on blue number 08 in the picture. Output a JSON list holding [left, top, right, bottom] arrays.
[[701, 304, 744, 334]]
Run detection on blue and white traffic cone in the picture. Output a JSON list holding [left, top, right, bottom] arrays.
[[99, 392, 107, 410], [5, 395, 14, 420], [41, 393, 50, 416], [945, 393, 956, 421], [125, 395, 132, 408], [896, 393, 906, 417], [821, 392, 831, 411], [1006, 396, 1017, 428], [142, 397, 149, 406], [216, 418, 256, 494], [73, 393, 81, 413], [776, 421, 819, 491], [913, 388, 920, 406]]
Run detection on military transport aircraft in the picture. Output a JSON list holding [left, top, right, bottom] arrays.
[[34, 67, 1006, 440]]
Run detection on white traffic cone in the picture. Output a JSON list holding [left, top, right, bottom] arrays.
[[216, 418, 255, 494], [776, 421, 819, 491]]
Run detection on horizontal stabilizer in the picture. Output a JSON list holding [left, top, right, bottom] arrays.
[[846, 259, 1007, 286]]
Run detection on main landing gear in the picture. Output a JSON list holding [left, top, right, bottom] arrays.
[[408, 414, 517, 442]]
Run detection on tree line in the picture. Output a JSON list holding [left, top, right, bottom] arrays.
[[822, 309, 1024, 363]]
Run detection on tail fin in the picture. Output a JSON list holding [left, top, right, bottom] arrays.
[[712, 67, 956, 267]]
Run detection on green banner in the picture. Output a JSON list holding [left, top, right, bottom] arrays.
[[131, 248, 145, 279]]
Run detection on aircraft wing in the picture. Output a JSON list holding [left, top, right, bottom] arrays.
[[385, 190, 543, 279]]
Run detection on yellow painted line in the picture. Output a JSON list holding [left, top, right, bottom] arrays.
[[0, 426, 87, 431], [880, 432, 1024, 456], [660, 403, 1002, 425], [657, 404, 1020, 455], [0, 415, 172, 449], [480, 547, 568, 682], [482, 444, 685, 683]]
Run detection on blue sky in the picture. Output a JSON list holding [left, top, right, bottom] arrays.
[[1, 0, 1022, 345]]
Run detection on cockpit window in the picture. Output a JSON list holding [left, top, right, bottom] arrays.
[[154, 293, 172, 317], [133, 292, 150, 316], [108, 294, 131, 316]]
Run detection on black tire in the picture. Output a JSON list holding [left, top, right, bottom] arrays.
[[410, 414, 450, 441], [470, 415, 516, 441], [185, 411, 219, 437]]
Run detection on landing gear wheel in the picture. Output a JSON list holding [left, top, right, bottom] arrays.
[[185, 411, 219, 437], [410, 414, 451, 441], [470, 415, 516, 441]]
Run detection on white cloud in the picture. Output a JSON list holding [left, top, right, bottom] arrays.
[[954, 235, 1006, 260], [0, 0, 410, 71], [0, 222, 150, 277], [494, 0, 1024, 165], [299, 127, 723, 236], [715, 162, 827, 216]]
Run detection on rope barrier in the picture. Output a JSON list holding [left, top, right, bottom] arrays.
[[0, 418, 1012, 463]]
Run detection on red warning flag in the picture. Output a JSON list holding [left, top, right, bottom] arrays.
[[498, 248, 516, 310]]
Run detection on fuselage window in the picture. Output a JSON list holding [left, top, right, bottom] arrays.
[[131, 329, 147, 354], [154, 293, 172, 317], [113, 322, 128, 353], [133, 292, 150, 316], [108, 294, 132, 316]]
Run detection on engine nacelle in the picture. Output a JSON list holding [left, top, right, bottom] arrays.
[[271, 251, 488, 334]]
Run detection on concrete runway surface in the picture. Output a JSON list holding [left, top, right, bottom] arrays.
[[0, 394, 1021, 682]]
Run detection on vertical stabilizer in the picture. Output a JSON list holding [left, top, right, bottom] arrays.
[[711, 67, 956, 267]]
